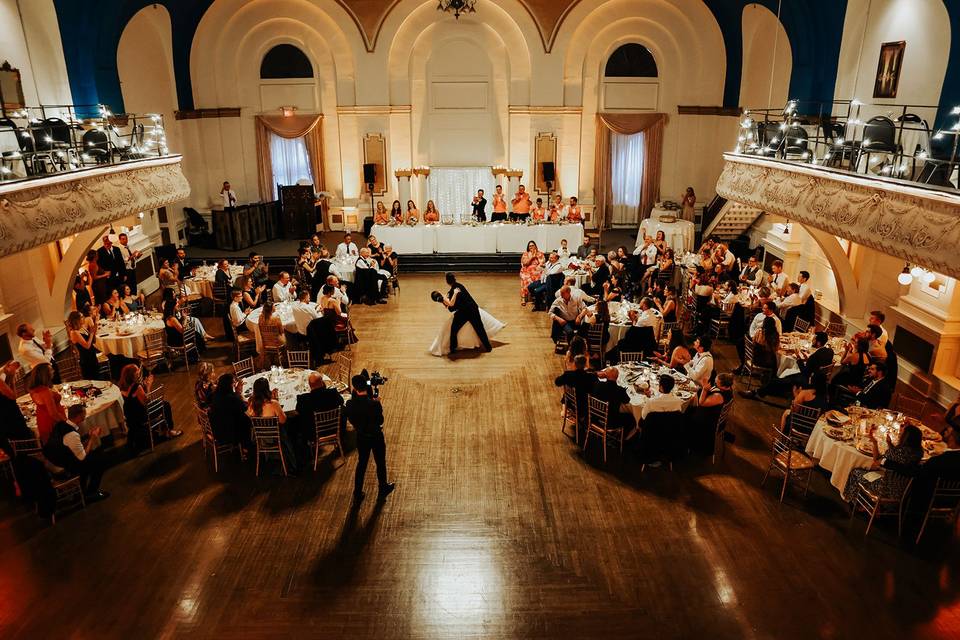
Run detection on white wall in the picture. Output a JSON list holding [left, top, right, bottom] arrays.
[[0, 0, 71, 107], [739, 3, 792, 110]]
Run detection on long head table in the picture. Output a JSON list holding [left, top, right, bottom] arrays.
[[370, 222, 583, 254]]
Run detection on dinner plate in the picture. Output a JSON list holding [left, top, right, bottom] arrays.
[[676, 390, 693, 400]]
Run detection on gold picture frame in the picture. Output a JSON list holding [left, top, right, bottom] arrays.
[[873, 41, 905, 100]]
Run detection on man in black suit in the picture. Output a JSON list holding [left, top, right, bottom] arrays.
[[42, 404, 108, 501], [442, 272, 491, 353], [854, 362, 892, 409], [344, 373, 395, 503], [295, 372, 344, 460], [97, 235, 125, 292], [471, 189, 487, 222], [753, 331, 835, 398], [591, 367, 635, 431]]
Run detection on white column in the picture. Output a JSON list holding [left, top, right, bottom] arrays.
[[398, 176, 411, 206]]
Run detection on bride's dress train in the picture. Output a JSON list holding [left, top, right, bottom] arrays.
[[429, 308, 505, 356]]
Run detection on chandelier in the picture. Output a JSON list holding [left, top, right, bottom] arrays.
[[437, 0, 476, 19]]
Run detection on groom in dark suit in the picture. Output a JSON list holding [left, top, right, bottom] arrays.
[[443, 272, 491, 353]]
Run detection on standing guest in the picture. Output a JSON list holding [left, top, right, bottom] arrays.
[[117, 365, 147, 455], [209, 373, 251, 454], [491, 185, 508, 222], [634, 235, 658, 272], [767, 259, 789, 296], [345, 373, 395, 503], [272, 272, 296, 303], [174, 247, 189, 274], [291, 289, 321, 335], [66, 311, 100, 380], [296, 248, 316, 294], [335, 233, 360, 260], [797, 271, 813, 303], [688, 372, 734, 456], [684, 336, 714, 382], [97, 235, 124, 292], [531, 198, 546, 221], [652, 230, 668, 255], [246, 377, 298, 475], [73, 273, 93, 313], [511, 184, 531, 221], [117, 232, 142, 292], [424, 200, 440, 223], [842, 424, 923, 503], [43, 404, 108, 501], [367, 235, 385, 261], [405, 200, 420, 225], [519, 241, 545, 305], [86, 250, 112, 304], [566, 196, 583, 224], [680, 187, 697, 222], [739, 255, 765, 287], [374, 201, 390, 225], [0, 361, 34, 457], [194, 362, 216, 410], [28, 363, 64, 444], [220, 181, 238, 208], [471, 189, 487, 222], [17, 322, 55, 373], [157, 258, 179, 291], [576, 236, 593, 259]]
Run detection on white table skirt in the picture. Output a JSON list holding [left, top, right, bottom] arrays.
[[368, 223, 584, 254], [245, 303, 300, 353], [433, 225, 498, 253], [19, 381, 125, 437], [96, 318, 166, 358], [637, 219, 695, 253], [184, 265, 244, 298], [370, 225, 435, 255], [615, 364, 697, 422], [805, 419, 872, 492], [240, 368, 334, 413]]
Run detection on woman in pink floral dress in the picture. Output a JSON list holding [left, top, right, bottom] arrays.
[[519, 241, 544, 305]]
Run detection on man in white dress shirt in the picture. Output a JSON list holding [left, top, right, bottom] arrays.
[[633, 235, 658, 271], [16, 323, 54, 371], [220, 181, 238, 209], [549, 286, 585, 344], [272, 272, 297, 303], [326, 275, 350, 307], [117, 232, 142, 292], [291, 290, 321, 335], [556, 276, 595, 305], [767, 259, 789, 296], [640, 374, 685, 420], [527, 252, 565, 306], [684, 336, 715, 382], [778, 283, 802, 313], [739, 255, 765, 287], [228, 290, 251, 334], [635, 297, 663, 340], [335, 233, 359, 260], [797, 270, 812, 303], [749, 300, 783, 337]]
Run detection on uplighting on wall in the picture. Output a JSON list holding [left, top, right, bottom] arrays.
[[281, 106, 297, 117]]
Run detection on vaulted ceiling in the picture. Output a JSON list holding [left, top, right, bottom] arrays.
[[336, 0, 581, 51]]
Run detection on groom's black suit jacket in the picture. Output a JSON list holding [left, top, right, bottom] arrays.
[[448, 283, 479, 313]]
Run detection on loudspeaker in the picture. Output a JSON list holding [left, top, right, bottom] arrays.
[[542, 161, 555, 183], [363, 163, 377, 186]]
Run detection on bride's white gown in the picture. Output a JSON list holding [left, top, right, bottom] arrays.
[[429, 308, 506, 356]]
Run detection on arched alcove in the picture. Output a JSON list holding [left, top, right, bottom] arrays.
[[605, 43, 658, 77], [260, 43, 314, 78], [740, 3, 792, 109]]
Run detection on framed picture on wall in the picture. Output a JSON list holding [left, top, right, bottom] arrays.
[[873, 41, 905, 99]]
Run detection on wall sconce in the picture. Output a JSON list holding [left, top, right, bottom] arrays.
[[281, 106, 297, 117]]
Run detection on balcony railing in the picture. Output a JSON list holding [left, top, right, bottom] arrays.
[[0, 103, 171, 185], [733, 98, 959, 193]]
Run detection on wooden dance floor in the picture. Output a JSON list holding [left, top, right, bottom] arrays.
[[1, 274, 959, 639]]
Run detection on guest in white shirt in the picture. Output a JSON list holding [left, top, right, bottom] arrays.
[[868, 310, 888, 349], [557, 239, 571, 259], [326, 275, 350, 307], [767, 259, 789, 296], [220, 181, 238, 208], [291, 290, 321, 335], [549, 286, 585, 343], [335, 233, 359, 260], [720, 244, 736, 270], [528, 252, 566, 303], [640, 374, 685, 420], [684, 336, 715, 382], [797, 270, 812, 303], [16, 323, 54, 371], [228, 290, 250, 333], [779, 283, 802, 313], [635, 297, 663, 340], [749, 300, 783, 337], [556, 276, 595, 305], [272, 272, 297, 303], [633, 236, 658, 270]]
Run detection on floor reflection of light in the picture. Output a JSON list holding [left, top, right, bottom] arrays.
[[415, 532, 505, 632]]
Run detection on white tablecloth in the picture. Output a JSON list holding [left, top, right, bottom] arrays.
[[371, 225, 436, 255], [18, 381, 125, 437], [184, 265, 243, 298], [434, 225, 499, 253], [332, 259, 356, 283], [245, 302, 300, 352], [649, 206, 682, 222], [637, 219, 695, 253], [240, 368, 337, 413], [615, 364, 697, 422], [805, 419, 871, 492], [96, 315, 166, 358], [368, 223, 583, 254]]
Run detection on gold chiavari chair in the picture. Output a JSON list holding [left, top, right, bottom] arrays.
[[146, 384, 168, 450], [259, 323, 286, 369], [916, 478, 960, 544], [55, 347, 83, 383], [233, 357, 255, 380], [561, 386, 579, 442], [850, 472, 914, 538], [197, 404, 235, 473], [785, 403, 823, 448], [312, 408, 343, 470], [761, 426, 815, 503], [11, 366, 28, 397], [618, 352, 644, 364], [582, 396, 623, 463], [251, 416, 288, 477], [585, 324, 606, 368], [286, 349, 311, 369], [333, 352, 352, 393], [713, 400, 734, 465], [168, 319, 199, 373], [742, 338, 773, 391], [136, 329, 168, 372]]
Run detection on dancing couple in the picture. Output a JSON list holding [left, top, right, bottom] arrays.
[[429, 273, 505, 357]]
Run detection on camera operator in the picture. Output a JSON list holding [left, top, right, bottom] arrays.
[[345, 372, 395, 503]]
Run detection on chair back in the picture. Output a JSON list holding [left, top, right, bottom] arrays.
[[717, 399, 733, 433], [182, 320, 198, 348], [143, 329, 166, 355], [863, 116, 897, 151], [233, 357, 254, 379], [313, 408, 341, 441], [744, 337, 757, 364], [771, 426, 796, 464], [251, 416, 282, 452], [618, 352, 644, 364], [260, 323, 283, 350], [826, 321, 846, 338], [11, 366, 28, 397], [784, 126, 808, 153], [563, 386, 578, 416], [894, 393, 926, 420], [213, 282, 230, 303], [335, 352, 352, 387], [586, 324, 606, 362], [81, 128, 109, 153], [43, 118, 72, 146], [793, 317, 811, 333], [56, 347, 82, 383], [196, 403, 213, 439], [146, 384, 165, 412], [587, 395, 609, 431], [287, 350, 310, 369], [788, 403, 822, 443], [10, 437, 42, 457]]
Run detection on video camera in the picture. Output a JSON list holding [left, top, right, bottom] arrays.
[[358, 368, 388, 399]]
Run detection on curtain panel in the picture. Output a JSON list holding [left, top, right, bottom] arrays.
[[254, 114, 326, 203], [593, 113, 667, 228]]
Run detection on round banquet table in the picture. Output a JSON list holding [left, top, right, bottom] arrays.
[[18, 380, 125, 437], [184, 265, 244, 298], [96, 315, 166, 358], [649, 206, 682, 222], [240, 368, 342, 413], [615, 363, 698, 422], [775, 334, 845, 378], [245, 302, 300, 352], [332, 258, 356, 283], [563, 268, 590, 289], [637, 218, 695, 253]]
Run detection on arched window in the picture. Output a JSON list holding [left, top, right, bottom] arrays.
[[260, 44, 313, 79], [604, 44, 658, 78]]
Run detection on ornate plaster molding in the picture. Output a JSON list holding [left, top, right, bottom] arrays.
[[716, 154, 960, 280], [0, 156, 190, 258]]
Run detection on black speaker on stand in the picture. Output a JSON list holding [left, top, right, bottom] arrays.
[[363, 163, 377, 234], [542, 161, 556, 202]]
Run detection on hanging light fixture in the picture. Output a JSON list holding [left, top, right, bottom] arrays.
[[437, 0, 477, 19], [897, 264, 913, 285], [923, 270, 937, 284], [910, 265, 924, 279]]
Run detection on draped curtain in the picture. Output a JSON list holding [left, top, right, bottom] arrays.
[[428, 166, 490, 223], [610, 132, 644, 225], [255, 114, 325, 203], [268, 134, 313, 199], [593, 113, 667, 228]]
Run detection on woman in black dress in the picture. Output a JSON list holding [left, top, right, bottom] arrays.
[[163, 298, 184, 348], [119, 364, 150, 454], [689, 372, 735, 456], [73, 273, 92, 313], [208, 373, 252, 454], [66, 311, 101, 380]]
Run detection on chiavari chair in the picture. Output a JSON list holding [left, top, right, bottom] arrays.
[[312, 408, 343, 470], [333, 352, 352, 393], [197, 404, 235, 473], [761, 426, 815, 503], [585, 324, 606, 368], [145, 384, 168, 450], [785, 403, 823, 449], [582, 396, 623, 463], [742, 338, 773, 391], [136, 330, 168, 372], [618, 352, 644, 364], [55, 347, 82, 383], [915, 478, 960, 544], [286, 349, 311, 369], [709, 301, 734, 340], [251, 416, 288, 477], [168, 319, 199, 373], [561, 386, 579, 442], [713, 400, 734, 464], [259, 323, 286, 370], [850, 473, 914, 538], [233, 357, 255, 380]]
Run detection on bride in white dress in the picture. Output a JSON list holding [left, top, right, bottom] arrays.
[[429, 304, 506, 357]]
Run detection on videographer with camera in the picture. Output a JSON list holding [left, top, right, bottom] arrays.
[[345, 370, 395, 503]]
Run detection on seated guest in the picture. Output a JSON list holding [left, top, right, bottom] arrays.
[[272, 272, 296, 303], [640, 374, 684, 420], [405, 200, 420, 224], [355, 248, 389, 304], [380, 244, 399, 278], [119, 364, 173, 455], [121, 284, 144, 312], [921, 425, 960, 480], [688, 372, 734, 456], [557, 238, 571, 259], [258, 301, 286, 345], [66, 310, 101, 380], [423, 200, 440, 223], [780, 283, 803, 312], [195, 362, 216, 410], [214, 258, 233, 290], [831, 336, 871, 395], [585, 256, 609, 296], [684, 336, 714, 382], [842, 424, 923, 503], [209, 373, 252, 454], [294, 372, 345, 456], [291, 289, 321, 335], [739, 255, 765, 287], [29, 363, 64, 444], [239, 276, 265, 310], [564, 335, 591, 371], [554, 354, 594, 422], [550, 286, 585, 344], [591, 367, 635, 430], [246, 377, 298, 474], [767, 259, 790, 296], [228, 289, 251, 337], [852, 362, 892, 409], [101, 288, 128, 319], [312, 249, 338, 295], [634, 235, 658, 273], [527, 252, 565, 308], [751, 315, 780, 371], [635, 297, 663, 340], [576, 236, 593, 259], [0, 361, 35, 457], [780, 379, 828, 435], [163, 298, 187, 348], [327, 275, 350, 308], [16, 322, 55, 373], [373, 201, 390, 225], [157, 258, 179, 291], [335, 233, 359, 260], [43, 404, 108, 501], [556, 276, 595, 305]]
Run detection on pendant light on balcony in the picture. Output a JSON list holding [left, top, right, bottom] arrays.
[[897, 264, 912, 285]]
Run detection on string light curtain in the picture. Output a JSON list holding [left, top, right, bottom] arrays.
[[593, 113, 667, 228], [254, 114, 325, 201]]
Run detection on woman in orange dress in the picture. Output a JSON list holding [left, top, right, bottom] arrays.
[[390, 200, 403, 223], [374, 201, 390, 225], [491, 185, 508, 222], [566, 196, 583, 224], [519, 240, 545, 305], [28, 363, 65, 444], [406, 200, 420, 225], [424, 200, 440, 223], [531, 197, 546, 221]]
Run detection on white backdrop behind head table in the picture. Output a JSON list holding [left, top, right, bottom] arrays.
[[369, 223, 583, 255], [428, 166, 491, 224]]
